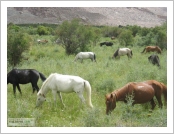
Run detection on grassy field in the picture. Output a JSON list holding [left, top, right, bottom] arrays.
[[7, 37, 167, 127]]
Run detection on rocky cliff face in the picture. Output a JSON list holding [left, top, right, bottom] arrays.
[[7, 7, 167, 27]]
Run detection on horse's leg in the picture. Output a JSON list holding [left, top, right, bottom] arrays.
[[81, 59, 83, 63], [77, 92, 85, 106], [52, 90, 58, 107], [16, 84, 22, 95], [31, 82, 39, 93], [57, 92, 65, 107], [13, 84, 17, 97], [155, 95, 163, 108], [150, 98, 156, 110]]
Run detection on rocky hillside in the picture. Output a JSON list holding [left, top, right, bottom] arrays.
[[7, 7, 167, 27]]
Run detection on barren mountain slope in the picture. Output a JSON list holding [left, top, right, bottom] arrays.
[[7, 7, 167, 27]]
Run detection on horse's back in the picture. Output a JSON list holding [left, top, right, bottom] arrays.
[[128, 82, 155, 103], [77, 52, 94, 58], [143, 80, 165, 91], [119, 48, 131, 55], [47, 73, 85, 92]]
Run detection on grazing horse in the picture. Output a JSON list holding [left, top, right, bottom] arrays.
[[36, 73, 93, 108], [148, 54, 160, 67], [112, 48, 133, 59], [74, 52, 96, 63], [100, 42, 113, 47], [7, 69, 46, 96], [37, 39, 48, 44], [105, 80, 167, 114], [111, 36, 115, 40], [141, 46, 162, 54]]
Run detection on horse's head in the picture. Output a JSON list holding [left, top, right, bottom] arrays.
[[36, 93, 46, 107], [112, 49, 119, 59], [105, 93, 116, 115]]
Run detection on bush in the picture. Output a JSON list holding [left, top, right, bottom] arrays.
[[55, 19, 93, 55], [37, 25, 52, 35], [118, 29, 134, 46], [7, 30, 31, 67]]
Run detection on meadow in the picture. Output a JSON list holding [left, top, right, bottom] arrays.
[[7, 36, 167, 127]]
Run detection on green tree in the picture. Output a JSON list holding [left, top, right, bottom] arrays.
[[37, 25, 51, 35], [118, 29, 134, 46], [91, 27, 101, 46], [7, 30, 31, 67], [56, 19, 93, 55]]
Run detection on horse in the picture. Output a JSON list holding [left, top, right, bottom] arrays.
[[36, 73, 93, 108], [105, 80, 167, 115], [141, 46, 162, 54], [37, 39, 48, 44], [7, 69, 46, 96], [112, 48, 133, 59], [148, 54, 160, 67], [100, 42, 113, 47], [74, 52, 96, 63], [111, 36, 115, 40]]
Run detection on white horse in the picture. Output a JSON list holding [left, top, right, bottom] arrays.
[[36, 73, 93, 108], [74, 52, 96, 63], [112, 48, 133, 59]]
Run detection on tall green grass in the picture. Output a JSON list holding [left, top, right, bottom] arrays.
[[7, 41, 167, 127]]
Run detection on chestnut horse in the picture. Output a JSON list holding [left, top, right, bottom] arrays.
[[37, 39, 48, 44], [105, 80, 167, 114], [141, 46, 162, 54]]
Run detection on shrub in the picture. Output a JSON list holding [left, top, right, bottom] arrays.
[[7, 30, 31, 67], [37, 25, 52, 35], [118, 29, 134, 46], [55, 19, 93, 55]]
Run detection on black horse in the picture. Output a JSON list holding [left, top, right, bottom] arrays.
[[7, 69, 47, 96], [100, 42, 113, 47], [148, 54, 160, 67]]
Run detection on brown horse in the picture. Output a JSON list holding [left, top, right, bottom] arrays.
[[111, 36, 115, 40], [105, 80, 167, 114], [141, 46, 162, 54], [37, 39, 48, 44]]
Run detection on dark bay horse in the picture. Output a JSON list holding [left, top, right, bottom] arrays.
[[112, 48, 133, 59], [148, 54, 160, 67], [100, 42, 113, 47], [7, 69, 46, 96], [105, 80, 167, 114], [141, 46, 162, 54]]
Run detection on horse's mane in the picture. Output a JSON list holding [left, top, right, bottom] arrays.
[[113, 48, 120, 57], [39, 73, 55, 93]]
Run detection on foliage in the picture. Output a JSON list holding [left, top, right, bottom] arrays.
[[118, 29, 134, 46], [37, 25, 53, 35], [7, 29, 31, 67], [7, 22, 21, 32], [90, 27, 101, 46], [55, 19, 93, 55]]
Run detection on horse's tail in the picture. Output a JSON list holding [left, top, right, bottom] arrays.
[[161, 83, 167, 105], [84, 81, 93, 108], [141, 48, 146, 53], [39, 72, 47, 82], [156, 55, 160, 67], [93, 53, 96, 62], [131, 50, 133, 56]]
